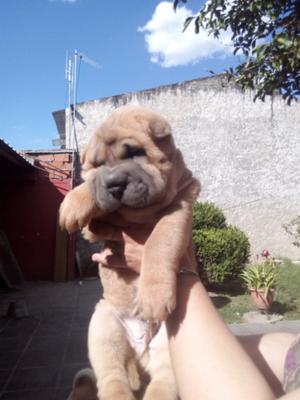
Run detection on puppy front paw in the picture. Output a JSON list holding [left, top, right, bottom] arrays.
[[59, 195, 88, 233], [59, 184, 97, 233], [136, 279, 176, 322]]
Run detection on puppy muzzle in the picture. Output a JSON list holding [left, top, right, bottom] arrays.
[[88, 161, 163, 212]]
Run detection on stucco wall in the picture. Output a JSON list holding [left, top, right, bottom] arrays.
[[65, 75, 300, 260]]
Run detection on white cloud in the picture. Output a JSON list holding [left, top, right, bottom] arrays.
[[138, 1, 232, 67]]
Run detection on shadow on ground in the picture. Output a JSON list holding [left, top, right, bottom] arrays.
[[211, 295, 231, 309], [271, 301, 297, 316]]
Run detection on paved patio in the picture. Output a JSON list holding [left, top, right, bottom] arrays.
[[0, 280, 299, 400], [0, 280, 102, 400]]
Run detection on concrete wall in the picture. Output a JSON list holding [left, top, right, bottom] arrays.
[[65, 75, 300, 260]]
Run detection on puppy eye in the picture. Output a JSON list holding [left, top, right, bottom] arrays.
[[122, 145, 146, 159]]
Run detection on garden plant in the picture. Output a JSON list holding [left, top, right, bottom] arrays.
[[192, 202, 250, 288]]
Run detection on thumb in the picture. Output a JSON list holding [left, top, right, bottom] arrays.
[[92, 249, 126, 269]]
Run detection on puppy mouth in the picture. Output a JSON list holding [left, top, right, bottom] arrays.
[[89, 162, 164, 212]]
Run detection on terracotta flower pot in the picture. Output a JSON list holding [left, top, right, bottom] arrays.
[[249, 288, 274, 311]]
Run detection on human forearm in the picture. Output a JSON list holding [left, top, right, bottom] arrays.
[[166, 275, 275, 400]]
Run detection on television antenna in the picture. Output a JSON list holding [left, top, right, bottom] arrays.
[[65, 49, 101, 187], [65, 50, 101, 149]]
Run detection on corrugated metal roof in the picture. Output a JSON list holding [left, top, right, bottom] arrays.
[[0, 139, 34, 169], [21, 149, 73, 154]]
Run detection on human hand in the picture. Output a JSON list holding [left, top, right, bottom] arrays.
[[91, 223, 152, 274]]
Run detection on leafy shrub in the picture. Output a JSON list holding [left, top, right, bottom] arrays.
[[193, 202, 226, 230], [192, 202, 250, 287]]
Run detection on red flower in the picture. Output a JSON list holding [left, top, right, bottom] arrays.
[[261, 249, 270, 258]]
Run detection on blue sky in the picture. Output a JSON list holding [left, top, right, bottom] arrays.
[[1, 0, 239, 150]]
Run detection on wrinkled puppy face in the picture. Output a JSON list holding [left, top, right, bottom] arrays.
[[81, 106, 175, 213]]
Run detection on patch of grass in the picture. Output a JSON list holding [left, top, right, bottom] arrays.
[[274, 258, 300, 319], [214, 293, 253, 324], [213, 259, 300, 324], [276, 258, 300, 299]]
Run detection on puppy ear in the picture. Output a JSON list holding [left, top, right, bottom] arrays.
[[80, 135, 104, 172], [123, 107, 171, 139], [148, 116, 172, 139], [80, 144, 93, 171]]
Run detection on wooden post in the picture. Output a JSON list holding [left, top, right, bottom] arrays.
[[54, 215, 68, 281]]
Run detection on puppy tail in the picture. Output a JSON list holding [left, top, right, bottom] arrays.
[[67, 368, 98, 400]]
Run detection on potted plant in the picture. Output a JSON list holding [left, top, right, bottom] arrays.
[[240, 253, 277, 311]]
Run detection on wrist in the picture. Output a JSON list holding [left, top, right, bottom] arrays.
[[178, 268, 200, 279], [176, 269, 201, 296]]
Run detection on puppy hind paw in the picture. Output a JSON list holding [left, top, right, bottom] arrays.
[[143, 384, 178, 400], [101, 388, 136, 400], [126, 359, 141, 392], [67, 368, 97, 400], [144, 386, 178, 400]]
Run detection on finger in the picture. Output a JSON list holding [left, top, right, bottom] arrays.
[[92, 250, 126, 269], [104, 254, 126, 268], [89, 220, 123, 241], [92, 248, 113, 263], [122, 225, 150, 244], [91, 253, 106, 264]]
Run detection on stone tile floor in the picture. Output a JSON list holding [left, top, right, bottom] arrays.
[[0, 280, 299, 400], [0, 280, 102, 400]]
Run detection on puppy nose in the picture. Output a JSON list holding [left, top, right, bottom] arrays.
[[108, 185, 125, 200], [105, 169, 127, 186], [105, 169, 128, 200]]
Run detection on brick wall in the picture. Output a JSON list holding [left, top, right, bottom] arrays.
[[24, 152, 73, 182]]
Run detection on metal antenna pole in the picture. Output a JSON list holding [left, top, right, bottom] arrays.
[[72, 49, 78, 152], [70, 50, 79, 189], [66, 54, 73, 151], [65, 49, 101, 188]]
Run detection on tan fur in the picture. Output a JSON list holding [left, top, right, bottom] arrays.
[[60, 106, 200, 400]]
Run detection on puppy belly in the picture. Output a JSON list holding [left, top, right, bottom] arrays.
[[89, 300, 168, 369], [88, 300, 176, 399], [142, 323, 172, 375], [113, 312, 174, 388], [88, 300, 141, 398], [115, 314, 156, 358]]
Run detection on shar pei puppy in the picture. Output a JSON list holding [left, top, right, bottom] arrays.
[[60, 106, 200, 400]]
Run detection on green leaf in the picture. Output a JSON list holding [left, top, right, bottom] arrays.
[[183, 16, 194, 32], [173, 0, 187, 12], [177, 0, 300, 103]]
